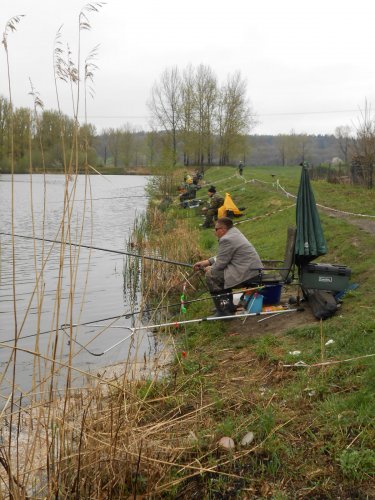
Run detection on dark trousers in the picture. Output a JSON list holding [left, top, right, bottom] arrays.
[[205, 268, 258, 313]]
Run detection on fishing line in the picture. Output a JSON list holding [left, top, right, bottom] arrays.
[[0, 232, 193, 268]]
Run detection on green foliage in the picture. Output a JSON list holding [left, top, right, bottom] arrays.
[[137, 379, 156, 400], [254, 335, 280, 360], [215, 417, 236, 437], [199, 230, 217, 250], [255, 406, 277, 438], [338, 448, 375, 480], [0, 99, 99, 172], [320, 389, 375, 428]]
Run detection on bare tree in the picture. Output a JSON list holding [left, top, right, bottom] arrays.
[[192, 64, 217, 166], [147, 65, 256, 168], [276, 134, 288, 166], [217, 72, 253, 165], [297, 133, 310, 164], [143, 130, 160, 167], [180, 65, 196, 166], [119, 123, 136, 168], [105, 127, 122, 167], [352, 102, 375, 188], [335, 125, 352, 164], [148, 66, 182, 166]]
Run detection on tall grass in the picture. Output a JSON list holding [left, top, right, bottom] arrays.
[[0, 7, 213, 497]]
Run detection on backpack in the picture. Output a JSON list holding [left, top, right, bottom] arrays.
[[302, 287, 339, 320]]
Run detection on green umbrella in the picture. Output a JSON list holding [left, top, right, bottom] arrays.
[[295, 166, 327, 265]]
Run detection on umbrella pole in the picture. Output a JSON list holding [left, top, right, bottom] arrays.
[[296, 266, 302, 306], [296, 285, 301, 306]]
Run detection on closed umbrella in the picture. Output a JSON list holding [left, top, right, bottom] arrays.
[[295, 166, 327, 266]]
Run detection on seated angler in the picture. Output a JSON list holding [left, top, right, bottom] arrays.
[[193, 217, 263, 317], [201, 185, 224, 228]]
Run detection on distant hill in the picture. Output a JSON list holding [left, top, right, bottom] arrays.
[[247, 134, 340, 166]]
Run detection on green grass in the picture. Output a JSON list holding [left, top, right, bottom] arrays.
[[143, 165, 375, 497]]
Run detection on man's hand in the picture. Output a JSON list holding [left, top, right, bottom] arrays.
[[193, 259, 209, 271]]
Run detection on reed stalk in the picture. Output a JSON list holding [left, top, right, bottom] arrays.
[[0, 7, 219, 498]]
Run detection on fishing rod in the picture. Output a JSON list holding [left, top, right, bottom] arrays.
[[0, 285, 268, 345], [63, 308, 298, 357], [0, 232, 193, 268], [48, 195, 152, 204]]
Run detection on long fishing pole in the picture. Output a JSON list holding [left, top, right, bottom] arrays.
[[64, 308, 298, 357], [0, 285, 267, 345], [0, 232, 193, 268], [2, 229, 288, 273], [48, 195, 152, 204]]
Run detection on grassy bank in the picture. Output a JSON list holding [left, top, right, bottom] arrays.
[[3, 165, 374, 498], [136, 165, 375, 497]]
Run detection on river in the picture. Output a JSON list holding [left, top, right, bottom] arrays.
[[0, 174, 161, 400]]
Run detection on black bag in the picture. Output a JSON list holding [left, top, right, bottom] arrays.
[[302, 288, 339, 320]]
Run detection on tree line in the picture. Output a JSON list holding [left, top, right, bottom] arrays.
[[1, 62, 375, 188], [0, 91, 345, 174], [0, 64, 255, 172], [0, 96, 97, 172], [0, 92, 354, 174]]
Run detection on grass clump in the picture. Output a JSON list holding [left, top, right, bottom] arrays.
[[339, 448, 375, 480]]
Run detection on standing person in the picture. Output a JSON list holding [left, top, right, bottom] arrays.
[[238, 161, 244, 176], [193, 217, 263, 317], [201, 186, 224, 228]]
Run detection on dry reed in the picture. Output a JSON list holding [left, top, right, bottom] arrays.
[[0, 6, 230, 498]]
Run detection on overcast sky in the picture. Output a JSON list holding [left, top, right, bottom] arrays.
[[2, 0, 375, 136]]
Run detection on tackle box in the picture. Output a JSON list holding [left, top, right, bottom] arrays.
[[300, 263, 351, 292]]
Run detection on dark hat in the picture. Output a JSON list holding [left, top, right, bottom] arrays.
[[208, 185, 216, 193]]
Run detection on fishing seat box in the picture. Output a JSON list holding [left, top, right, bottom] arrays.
[[300, 263, 351, 292]]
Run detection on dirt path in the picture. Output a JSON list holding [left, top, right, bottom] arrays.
[[322, 206, 375, 235]]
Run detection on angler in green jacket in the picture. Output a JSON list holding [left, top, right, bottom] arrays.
[[201, 185, 224, 228]]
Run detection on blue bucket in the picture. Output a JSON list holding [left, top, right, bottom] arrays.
[[261, 284, 283, 305]]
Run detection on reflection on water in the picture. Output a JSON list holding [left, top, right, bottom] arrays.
[[0, 174, 161, 398]]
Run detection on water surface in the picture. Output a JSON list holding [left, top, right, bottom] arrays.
[[0, 174, 159, 398]]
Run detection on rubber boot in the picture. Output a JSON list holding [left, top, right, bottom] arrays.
[[211, 294, 235, 317], [226, 292, 237, 314], [211, 295, 227, 317]]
